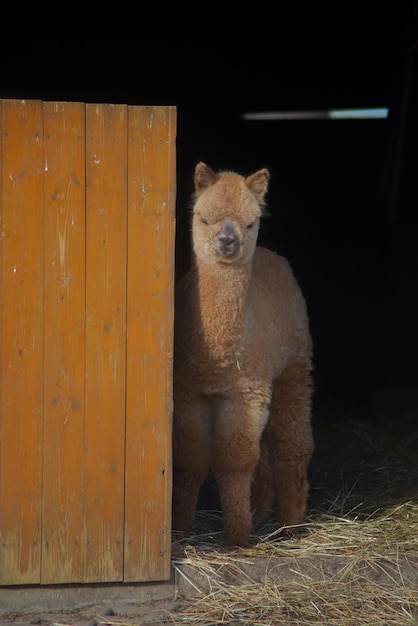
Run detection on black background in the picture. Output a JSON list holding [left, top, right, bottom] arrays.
[[1, 1, 418, 417]]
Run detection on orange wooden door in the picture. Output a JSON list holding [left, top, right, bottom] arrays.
[[0, 99, 176, 585]]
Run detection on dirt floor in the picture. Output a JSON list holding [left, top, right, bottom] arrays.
[[0, 599, 181, 626]]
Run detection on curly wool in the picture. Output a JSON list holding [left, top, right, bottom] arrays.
[[172, 162, 314, 547]]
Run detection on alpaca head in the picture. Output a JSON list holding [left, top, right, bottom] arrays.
[[191, 162, 270, 266]]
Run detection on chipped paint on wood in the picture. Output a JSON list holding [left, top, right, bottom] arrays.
[[0, 100, 176, 585]]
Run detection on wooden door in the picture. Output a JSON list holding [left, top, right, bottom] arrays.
[[0, 99, 176, 584]]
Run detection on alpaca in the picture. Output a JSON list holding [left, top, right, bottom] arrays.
[[172, 162, 314, 547]]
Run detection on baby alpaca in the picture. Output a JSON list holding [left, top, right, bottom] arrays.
[[172, 162, 314, 546]]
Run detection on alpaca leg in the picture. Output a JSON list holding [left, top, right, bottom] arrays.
[[215, 468, 254, 546], [251, 434, 274, 530], [172, 395, 211, 532], [212, 393, 270, 546], [268, 360, 314, 534], [172, 469, 208, 532]]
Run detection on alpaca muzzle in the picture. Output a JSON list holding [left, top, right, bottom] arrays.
[[216, 220, 239, 258]]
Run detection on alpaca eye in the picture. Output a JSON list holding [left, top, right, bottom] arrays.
[[246, 222, 255, 229], [201, 217, 209, 225]]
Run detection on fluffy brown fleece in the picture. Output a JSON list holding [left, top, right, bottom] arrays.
[[172, 162, 314, 547]]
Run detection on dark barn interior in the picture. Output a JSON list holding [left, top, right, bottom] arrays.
[[1, 1, 417, 423]]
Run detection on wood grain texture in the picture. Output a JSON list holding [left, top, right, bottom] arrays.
[[0, 100, 44, 584], [0, 100, 176, 585], [84, 103, 127, 582], [42, 101, 87, 583], [124, 106, 176, 582]]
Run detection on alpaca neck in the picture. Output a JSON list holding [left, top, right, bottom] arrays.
[[193, 257, 251, 354]]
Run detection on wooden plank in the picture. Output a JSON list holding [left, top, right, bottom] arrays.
[[124, 106, 176, 582], [83, 103, 128, 582], [0, 99, 44, 584], [1, 100, 176, 586], [42, 101, 87, 583]]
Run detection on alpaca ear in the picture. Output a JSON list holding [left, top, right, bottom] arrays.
[[245, 168, 270, 206], [194, 162, 217, 195]]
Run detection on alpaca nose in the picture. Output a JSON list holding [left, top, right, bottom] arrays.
[[216, 220, 239, 257]]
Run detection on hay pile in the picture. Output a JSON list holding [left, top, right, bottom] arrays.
[[170, 412, 418, 625]]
